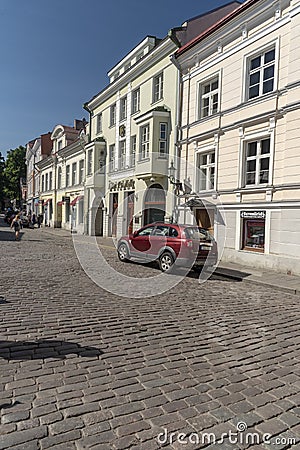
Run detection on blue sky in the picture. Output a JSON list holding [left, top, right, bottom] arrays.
[[0, 0, 241, 158]]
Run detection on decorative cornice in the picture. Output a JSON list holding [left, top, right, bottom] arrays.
[[87, 38, 177, 110]]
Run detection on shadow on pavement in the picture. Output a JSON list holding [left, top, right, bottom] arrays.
[[131, 260, 242, 282], [0, 229, 24, 241], [0, 339, 103, 361]]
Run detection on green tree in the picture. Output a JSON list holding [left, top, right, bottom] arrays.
[[0, 152, 5, 209], [3, 146, 26, 207]]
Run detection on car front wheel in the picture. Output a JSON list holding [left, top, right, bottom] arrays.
[[159, 252, 175, 272], [118, 243, 130, 262]]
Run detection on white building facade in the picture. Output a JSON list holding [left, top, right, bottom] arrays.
[[174, 0, 300, 275]]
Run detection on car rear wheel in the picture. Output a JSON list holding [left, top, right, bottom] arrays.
[[159, 252, 175, 272], [118, 243, 130, 262]]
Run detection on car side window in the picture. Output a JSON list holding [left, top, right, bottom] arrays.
[[136, 226, 154, 236], [169, 227, 178, 238], [153, 226, 169, 236]]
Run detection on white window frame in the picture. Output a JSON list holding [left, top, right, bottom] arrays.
[[72, 162, 77, 186], [153, 72, 163, 103], [79, 160, 84, 184], [159, 122, 168, 158], [195, 147, 216, 192], [109, 144, 115, 172], [119, 140, 126, 169], [140, 124, 150, 160], [198, 75, 220, 119], [130, 135, 136, 167], [57, 167, 62, 189], [87, 150, 93, 175], [132, 88, 140, 114], [96, 113, 102, 134], [243, 41, 279, 102], [243, 138, 271, 187], [110, 103, 116, 126], [120, 96, 127, 121], [66, 166, 70, 187], [238, 127, 275, 189]]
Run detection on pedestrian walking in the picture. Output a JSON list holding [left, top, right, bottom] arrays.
[[37, 214, 42, 228], [10, 214, 22, 241], [32, 212, 37, 228]]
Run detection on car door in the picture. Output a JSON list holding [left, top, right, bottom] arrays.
[[130, 225, 155, 259], [149, 225, 170, 260]]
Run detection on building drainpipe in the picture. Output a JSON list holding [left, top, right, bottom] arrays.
[[83, 103, 92, 235], [170, 53, 183, 223]]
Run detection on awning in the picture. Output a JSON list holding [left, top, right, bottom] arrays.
[[57, 201, 63, 206], [70, 195, 84, 206], [182, 198, 216, 208], [44, 199, 52, 205]]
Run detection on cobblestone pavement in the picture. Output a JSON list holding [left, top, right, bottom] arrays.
[[1, 220, 300, 450]]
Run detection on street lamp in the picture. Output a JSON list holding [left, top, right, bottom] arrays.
[[168, 161, 182, 195]]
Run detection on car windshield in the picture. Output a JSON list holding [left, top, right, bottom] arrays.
[[184, 227, 213, 241]]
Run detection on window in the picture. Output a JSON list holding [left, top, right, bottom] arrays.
[[49, 172, 52, 190], [87, 150, 93, 175], [72, 162, 77, 185], [153, 225, 169, 236], [140, 124, 150, 160], [159, 123, 168, 157], [120, 96, 127, 121], [130, 135, 136, 167], [79, 160, 84, 184], [119, 140, 126, 169], [110, 103, 116, 126], [57, 167, 62, 189], [153, 72, 163, 102], [199, 77, 219, 118], [42, 175, 45, 192], [242, 217, 265, 252], [132, 88, 140, 114], [109, 144, 115, 172], [247, 47, 275, 99], [196, 152, 215, 191], [58, 140, 63, 151], [66, 165, 70, 187], [137, 226, 154, 236], [244, 138, 270, 186], [45, 173, 49, 191], [96, 113, 102, 134]]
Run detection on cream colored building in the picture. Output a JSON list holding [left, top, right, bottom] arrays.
[[84, 36, 179, 238], [173, 0, 300, 274], [36, 120, 87, 232], [83, 3, 241, 238]]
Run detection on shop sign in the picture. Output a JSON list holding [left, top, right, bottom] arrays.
[[240, 210, 266, 219]]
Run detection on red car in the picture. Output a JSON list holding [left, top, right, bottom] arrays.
[[117, 223, 218, 272]]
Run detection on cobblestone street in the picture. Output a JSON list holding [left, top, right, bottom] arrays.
[[1, 220, 300, 449]]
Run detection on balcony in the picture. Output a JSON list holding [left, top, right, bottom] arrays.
[[135, 152, 169, 179], [85, 169, 105, 189]]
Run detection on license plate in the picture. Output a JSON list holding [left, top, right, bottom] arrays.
[[201, 245, 212, 251]]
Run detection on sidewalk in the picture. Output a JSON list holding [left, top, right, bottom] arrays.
[[215, 261, 300, 296], [41, 226, 300, 296]]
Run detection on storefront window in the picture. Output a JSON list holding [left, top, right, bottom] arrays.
[[243, 219, 265, 252]]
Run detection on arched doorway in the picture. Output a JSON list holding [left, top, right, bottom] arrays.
[[143, 184, 166, 225]]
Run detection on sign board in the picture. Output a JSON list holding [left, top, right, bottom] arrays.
[[240, 211, 266, 219]]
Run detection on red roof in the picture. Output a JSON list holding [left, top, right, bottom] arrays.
[[175, 0, 259, 57]]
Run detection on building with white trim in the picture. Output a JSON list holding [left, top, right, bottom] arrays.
[[173, 0, 300, 274]]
